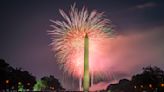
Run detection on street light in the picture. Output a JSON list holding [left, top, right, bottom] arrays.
[[5, 80, 9, 91], [11, 86, 14, 90], [161, 83, 164, 87], [18, 82, 21, 85], [27, 83, 30, 86], [5, 80, 9, 84], [140, 85, 143, 88], [51, 87, 54, 90], [149, 84, 152, 88]]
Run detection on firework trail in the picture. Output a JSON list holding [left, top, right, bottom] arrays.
[[49, 5, 113, 79]]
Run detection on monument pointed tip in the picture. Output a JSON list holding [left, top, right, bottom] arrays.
[[85, 33, 88, 38]]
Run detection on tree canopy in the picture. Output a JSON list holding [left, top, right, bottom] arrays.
[[107, 66, 164, 92], [0, 59, 36, 90], [0, 59, 65, 91]]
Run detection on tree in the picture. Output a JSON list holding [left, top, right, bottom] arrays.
[[0, 59, 14, 90], [106, 66, 164, 92], [0, 59, 36, 91], [33, 80, 46, 91], [41, 75, 65, 91], [106, 79, 133, 92], [132, 66, 164, 92], [10, 68, 36, 90]]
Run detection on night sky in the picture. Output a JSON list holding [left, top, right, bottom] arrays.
[[1, 0, 164, 90]]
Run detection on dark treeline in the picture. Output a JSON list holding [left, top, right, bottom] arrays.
[[0, 59, 36, 91], [1, 58, 164, 92], [0, 59, 64, 91], [106, 66, 164, 92]]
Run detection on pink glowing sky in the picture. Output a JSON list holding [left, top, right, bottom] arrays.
[[64, 25, 164, 90]]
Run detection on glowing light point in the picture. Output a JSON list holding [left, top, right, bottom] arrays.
[[5, 80, 9, 84]]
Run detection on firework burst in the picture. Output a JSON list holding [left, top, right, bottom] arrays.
[[49, 5, 113, 78]]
